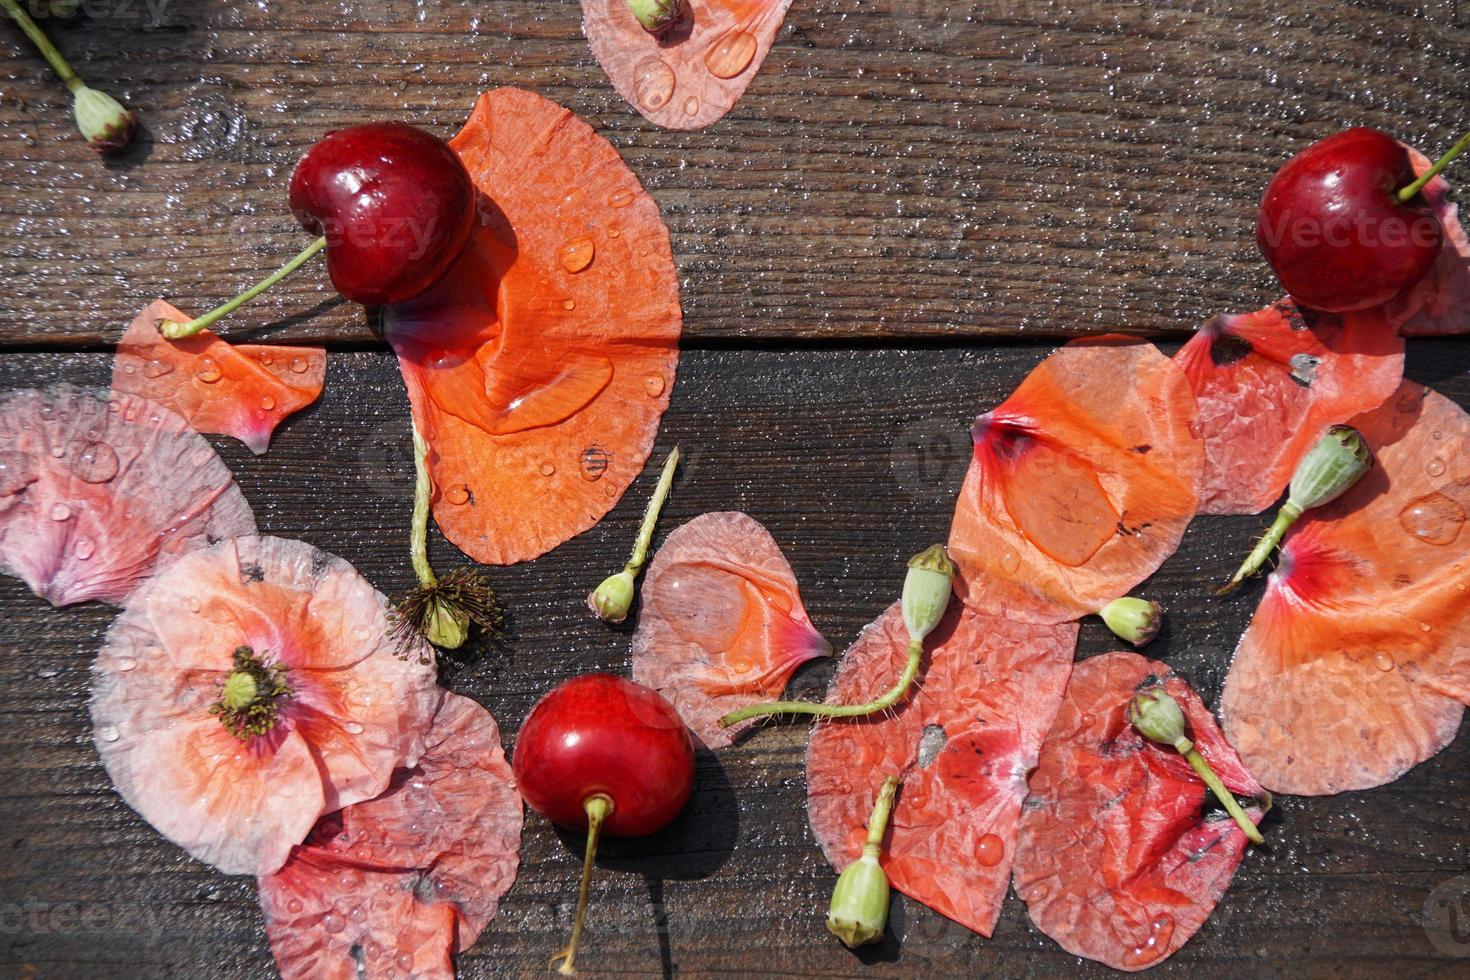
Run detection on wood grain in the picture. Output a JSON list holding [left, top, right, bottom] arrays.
[[1, 343, 1468, 978], [1, 1, 1467, 344]]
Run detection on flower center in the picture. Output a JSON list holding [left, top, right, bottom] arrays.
[[210, 645, 292, 740]]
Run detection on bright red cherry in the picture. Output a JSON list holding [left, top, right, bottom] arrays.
[[1256, 127, 1441, 313], [288, 122, 475, 307], [513, 673, 694, 975]]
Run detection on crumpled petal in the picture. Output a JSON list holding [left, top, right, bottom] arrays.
[[91, 535, 441, 876], [581, 0, 793, 130], [1013, 651, 1267, 972], [384, 88, 681, 565], [1221, 381, 1470, 795], [113, 300, 327, 454], [631, 511, 830, 747], [1384, 147, 1470, 336], [948, 337, 1203, 624], [806, 600, 1079, 938], [0, 385, 255, 607], [1174, 298, 1404, 515], [259, 692, 523, 980]]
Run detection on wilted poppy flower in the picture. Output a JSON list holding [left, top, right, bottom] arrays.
[[1174, 298, 1403, 515], [384, 88, 682, 566], [1384, 147, 1470, 336], [0, 385, 255, 607], [581, 0, 793, 130], [1013, 652, 1268, 972], [259, 692, 522, 980], [807, 600, 1079, 938], [113, 300, 327, 455], [1221, 381, 1470, 795], [631, 511, 829, 747], [91, 535, 441, 876], [948, 337, 1203, 625]]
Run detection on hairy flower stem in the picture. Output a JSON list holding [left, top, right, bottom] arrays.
[[1183, 744, 1266, 845], [2, 0, 81, 90], [409, 424, 437, 590], [588, 447, 680, 622], [719, 639, 923, 727], [157, 237, 327, 339], [1219, 502, 1300, 595]]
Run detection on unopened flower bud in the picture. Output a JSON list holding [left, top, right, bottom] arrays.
[[1288, 425, 1372, 512], [826, 853, 889, 948], [73, 85, 137, 154], [1128, 688, 1191, 753], [424, 595, 470, 650], [902, 544, 955, 646], [588, 569, 636, 623], [624, 0, 682, 33], [1100, 597, 1162, 647]]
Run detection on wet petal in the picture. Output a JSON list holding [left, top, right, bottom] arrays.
[[631, 512, 830, 747], [581, 0, 793, 130], [113, 300, 326, 455], [0, 385, 255, 607], [806, 601, 1078, 938], [384, 88, 681, 565], [259, 693, 522, 977], [1221, 381, 1470, 795], [1174, 298, 1404, 515], [91, 536, 441, 875], [1013, 652, 1266, 972], [1384, 147, 1470, 336], [948, 338, 1203, 624]]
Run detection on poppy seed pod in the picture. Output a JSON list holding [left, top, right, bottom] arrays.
[[1099, 596, 1163, 647], [902, 544, 956, 646], [588, 569, 636, 623], [1287, 424, 1373, 511], [827, 854, 890, 948], [73, 85, 138, 154], [1128, 688, 1192, 753], [624, 0, 682, 33]]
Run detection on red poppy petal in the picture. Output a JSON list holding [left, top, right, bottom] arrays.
[[581, 0, 793, 130], [1221, 381, 1470, 795], [631, 512, 830, 747], [948, 337, 1203, 624], [259, 693, 522, 977], [385, 89, 681, 565], [1014, 652, 1266, 972], [806, 601, 1078, 938], [1384, 148, 1470, 336], [113, 300, 326, 455], [0, 385, 255, 607], [1174, 298, 1404, 515]]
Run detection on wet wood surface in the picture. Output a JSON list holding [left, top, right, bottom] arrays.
[[2, 1, 1470, 979]]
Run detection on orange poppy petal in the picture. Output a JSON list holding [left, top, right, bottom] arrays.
[[948, 337, 1203, 624], [91, 536, 441, 875], [1174, 298, 1405, 515], [113, 300, 326, 455], [1384, 148, 1470, 336], [806, 601, 1079, 938], [631, 512, 830, 747], [0, 385, 255, 607], [259, 693, 522, 978], [581, 0, 793, 130], [1013, 652, 1267, 972], [384, 89, 681, 565], [1221, 382, 1470, 795]]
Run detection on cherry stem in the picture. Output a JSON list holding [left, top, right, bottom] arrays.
[[1398, 129, 1470, 203], [1177, 738, 1265, 845], [553, 794, 613, 977], [157, 236, 326, 340], [624, 447, 680, 576], [408, 424, 437, 590], [1217, 502, 1300, 595], [2, 0, 83, 91], [718, 638, 923, 727]]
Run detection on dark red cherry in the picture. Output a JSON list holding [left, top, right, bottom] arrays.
[[1256, 127, 1441, 313], [288, 122, 475, 307]]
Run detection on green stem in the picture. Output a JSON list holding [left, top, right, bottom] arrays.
[[862, 775, 899, 858], [719, 639, 923, 727], [1181, 742, 1265, 845], [1399, 130, 1470, 202], [552, 794, 613, 977], [624, 447, 679, 576], [408, 424, 436, 590], [2, 0, 83, 90], [157, 236, 326, 339], [1218, 501, 1301, 595]]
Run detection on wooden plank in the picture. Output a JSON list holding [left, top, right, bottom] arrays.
[[1, 2, 1467, 345], [1, 342, 1467, 976]]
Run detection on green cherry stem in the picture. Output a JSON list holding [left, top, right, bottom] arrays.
[[2, 0, 82, 91], [1399, 129, 1470, 203], [157, 236, 327, 339], [552, 794, 613, 977]]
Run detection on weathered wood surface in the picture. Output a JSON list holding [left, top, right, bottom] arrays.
[[1, 344, 1468, 978], [1, 1, 1468, 344]]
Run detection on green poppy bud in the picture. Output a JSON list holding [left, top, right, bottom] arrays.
[[826, 853, 890, 948], [902, 544, 955, 646], [625, 0, 682, 33], [73, 85, 137, 154], [588, 569, 636, 624], [1099, 596, 1162, 647], [220, 668, 258, 712], [1128, 688, 1191, 753], [1287, 424, 1373, 511], [423, 594, 470, 650]]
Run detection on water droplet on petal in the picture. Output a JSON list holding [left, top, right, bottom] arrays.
[[73, 537, 95, 560], [98, 725, 120, 743], [287, 899, 303, 914], [121, 362, 138, 375], [999, 550, 1022, 574], [644, 374, 666, 397], [195, 358, 222, 383], [73, 442, 119, 483], [1374, 652, 1395, 672], [289, 355, 310, 374], [683, 95, 700, 116], [976, 833, 1005, 866], [633, 57, 676, 111], [186, 595, 201, 613], [538, 461, 556, 477], [580, 447, 610, 482], [607, 226, 620, 239], [49, 502, 72, 521], [396, 953, 414, 970], [259, 395, 276, 411], [116, 656, 137, 672], [1420, 621, 1433, 633], [322, 912, 345, 934], [560, 236, 595, 273], [1398, 492, 1466, 546], [561, 297, 576, 311], [609, 188, 635, 209], [142, 359, 174, 379], [1426, 457, 1447, 478], [48, 444, 66, 459], [443, 483, 470, 506], [259, 351, 274, 366], [705, 29, 758, 78], [343, 721, 364, 735]]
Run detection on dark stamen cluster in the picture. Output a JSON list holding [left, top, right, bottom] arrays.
[[389, 567, 503, 662]]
